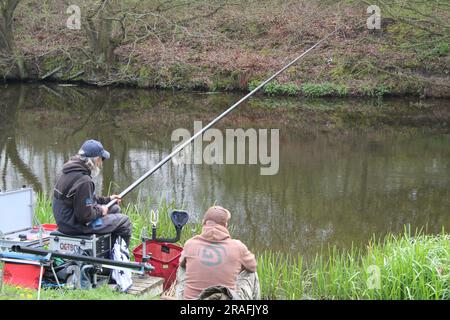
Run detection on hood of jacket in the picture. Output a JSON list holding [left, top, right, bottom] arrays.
[[62, 157, 91, 175], [198, 221, 231, 242]]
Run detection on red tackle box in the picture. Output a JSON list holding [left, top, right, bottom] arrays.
[[2, 262, 42, 289], [32, 224, 58, 232]]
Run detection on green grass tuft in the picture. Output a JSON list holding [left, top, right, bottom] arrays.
[[300, 83, 349, 97]]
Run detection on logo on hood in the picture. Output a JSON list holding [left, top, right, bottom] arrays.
[[200, 243, 227, 267]]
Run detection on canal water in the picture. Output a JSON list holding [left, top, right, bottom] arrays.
[[1, 84, 449, 258]]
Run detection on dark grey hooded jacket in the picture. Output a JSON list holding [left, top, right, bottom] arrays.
[[52, 157, 111, 234]]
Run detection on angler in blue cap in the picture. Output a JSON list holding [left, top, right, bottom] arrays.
[[52, 139, 132, 246]]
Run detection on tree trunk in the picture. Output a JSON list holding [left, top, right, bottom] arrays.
[[85, 0, 120, 66], [86, 17, 115, 65], [0, 0, 27, 79], [0, 0, 18, 52]]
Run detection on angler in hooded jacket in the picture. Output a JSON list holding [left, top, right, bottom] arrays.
[[52, 139, 132, 246], [175, 206, 260, 300]]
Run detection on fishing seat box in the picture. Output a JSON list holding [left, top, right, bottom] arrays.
[[0, 188, 55, 250], [48, 232, 112, 287], [49, 232, 111, 258]]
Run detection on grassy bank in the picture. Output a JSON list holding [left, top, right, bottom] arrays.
[[259, 231, 449, 300], [1, 1, 449, 98], [2, 194, 448, 300]]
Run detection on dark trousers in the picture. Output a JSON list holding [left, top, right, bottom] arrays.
[[87, 205, 132, 247]]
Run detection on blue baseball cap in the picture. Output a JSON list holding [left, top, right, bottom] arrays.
[[79, 139, 110, 160]]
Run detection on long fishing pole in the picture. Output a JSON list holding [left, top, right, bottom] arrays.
[[106, 26, 342, 208]]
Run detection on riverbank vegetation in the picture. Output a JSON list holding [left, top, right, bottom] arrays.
[[2, 194, 447, 300], [0, 0, 449, 98]]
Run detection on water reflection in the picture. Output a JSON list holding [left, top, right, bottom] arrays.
[[0, 84, 449, 258]]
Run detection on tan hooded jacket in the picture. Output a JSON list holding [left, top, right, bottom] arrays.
[[179, 220, 257, 299]]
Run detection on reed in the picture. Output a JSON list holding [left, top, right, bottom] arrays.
[[34, 193, 55, 225], [258, 230, 449, 300]]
